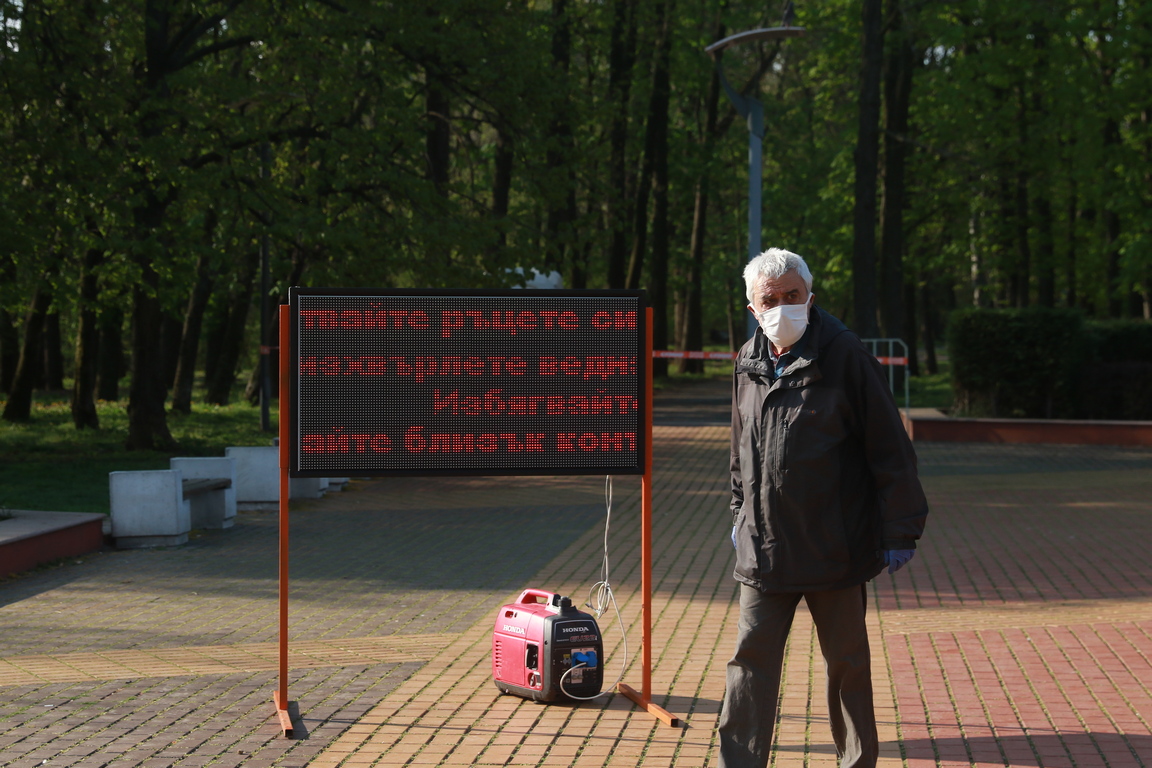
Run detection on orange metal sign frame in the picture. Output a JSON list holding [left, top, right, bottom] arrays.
[[272, 304, 676, 736]]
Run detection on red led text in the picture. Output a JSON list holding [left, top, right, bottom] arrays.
[[403, 427, 546, 454], [301, 429, 393, 454], [299, 355, 529, 381], [299, 308, 430, 330], [556, 432, 637, 452], [439, 309, 580, 338], [432, 389, 638, 417], [538, 355, 636, 379]]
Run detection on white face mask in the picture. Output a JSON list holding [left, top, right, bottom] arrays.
[[756, 295, 813, 349]]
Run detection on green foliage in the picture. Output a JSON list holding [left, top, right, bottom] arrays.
[[1083, 320, 1152, 364], [2, 0, 1151, 446], [909, 365, 953, 411], [1079, 320, 1152, 420], [947, 308, 1083, 418], [0, 395, 275, 514]]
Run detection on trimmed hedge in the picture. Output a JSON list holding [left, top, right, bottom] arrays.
[[947, 309, 1152, 419], [1080, 320, 1152, 420], [947, 308, 1082, 418]]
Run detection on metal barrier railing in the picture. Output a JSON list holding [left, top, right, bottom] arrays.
[[860, 338, 910, 419], [654, 341, 911, 419]]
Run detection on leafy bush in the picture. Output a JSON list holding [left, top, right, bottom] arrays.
[[1079, 320, 1152, 420], [946, 308, 1083, 418], [1083, 319, 1152, 363]]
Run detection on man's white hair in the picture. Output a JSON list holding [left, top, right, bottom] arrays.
[[743, 248, 814, 302]]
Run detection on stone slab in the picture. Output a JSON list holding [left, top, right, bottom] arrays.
[[0, 509, 106, 576], [170, 457, 237, 530], [108, 469, 190, 548]]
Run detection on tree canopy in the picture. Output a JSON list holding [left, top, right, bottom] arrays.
[[1, 0, 1149, 444]]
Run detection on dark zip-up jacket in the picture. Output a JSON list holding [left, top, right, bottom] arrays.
[[730, 306, 928, 592]]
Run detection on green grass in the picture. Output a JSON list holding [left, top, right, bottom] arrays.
[[2, 357, 955, 516], [909, 364, 953, 410], [0, 393, 275, 515]]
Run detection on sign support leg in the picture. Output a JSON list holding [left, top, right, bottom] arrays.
[[617, 306, 679, 727], [272, 305, 294, 738]]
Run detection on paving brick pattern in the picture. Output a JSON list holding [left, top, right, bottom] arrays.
[[2, 399, 1151, 767]]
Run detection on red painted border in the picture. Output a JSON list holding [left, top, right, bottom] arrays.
[[0, 518, 104, 576], [910, 417, 1152, 446]]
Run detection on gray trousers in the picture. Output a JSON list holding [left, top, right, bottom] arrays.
[[717, 582, 879, 768]]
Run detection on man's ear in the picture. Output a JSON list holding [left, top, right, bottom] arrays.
[[746, 304, 758, 316]]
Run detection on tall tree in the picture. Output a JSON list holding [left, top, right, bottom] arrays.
[[606, 0, 638, 289], [878, 0, 915, 343], [678, 12, 727, 374], [852, 0, 884, 337]]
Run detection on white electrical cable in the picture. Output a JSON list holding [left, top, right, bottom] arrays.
[[559, 475, 629, 701]]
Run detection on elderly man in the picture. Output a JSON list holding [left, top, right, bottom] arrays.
[[719, 248, 928, 768]]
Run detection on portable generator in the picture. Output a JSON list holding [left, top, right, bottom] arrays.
[[492, 588, 604, 702]]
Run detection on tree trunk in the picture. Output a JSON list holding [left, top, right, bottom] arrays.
[[904, 279, 919, 377], [919, 277, 938, 375], [625, 0, 673, 296], [491, 125, 514, 253], [204, 301, 227, 390], [96, 307, 125, 401], [678, 15, 726, 375], [170, 253, 216, 414], [1, 287, 53, 422], [606, 0, 637, 289], [160, 313, 183, 393], [71, 247, 104, 429], [1066, 178, 1078, 308], [1013, 86, 1031, 309], [1104, 191, 1122, 318], [1035, 195, 1055, 307], [126, 260, 177, 450], [879, 0, 913, 344], [206, 255, 258, 406], [244, 247, 307, 405], [125, 2, 178, 451], [646, 0, 673, 378], [0, 256, 15, 393], [725, 273, 739, 354], [1031, 24, 1055, 309], [544, 0, 578, 281], [0, 309, 17, 394], [997, 175, 1014, 307], [852, 0, 884, 337], [968, 206, 987, 307], [41, 313, 65, 391]]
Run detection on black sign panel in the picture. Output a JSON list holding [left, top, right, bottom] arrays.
[[288, 288, 647, 477]]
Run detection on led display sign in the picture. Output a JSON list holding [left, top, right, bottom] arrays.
[[288, 289, 647, 477]]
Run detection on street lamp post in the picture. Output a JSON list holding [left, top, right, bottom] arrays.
[[706, 26, 804, 340], [260, 141, 272, 432]]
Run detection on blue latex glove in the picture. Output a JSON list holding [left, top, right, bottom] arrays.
[[884, 549, 915, 574], [731, 525, 737, 549]]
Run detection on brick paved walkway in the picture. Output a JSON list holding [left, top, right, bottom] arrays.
[[2, 392, 1151, 767]]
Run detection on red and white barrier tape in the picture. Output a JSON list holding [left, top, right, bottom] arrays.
[[652, 350, 736, 360], [654, 351, 908, 366]]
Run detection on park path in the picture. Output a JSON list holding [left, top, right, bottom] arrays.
[[2, 378, 1151, 767]]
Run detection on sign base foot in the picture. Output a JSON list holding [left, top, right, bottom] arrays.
[[272, 690, 295, 738], [617, 682, 680, 727]]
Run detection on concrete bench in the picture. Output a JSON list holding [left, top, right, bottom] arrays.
[[225, 446, 328, 509], [171, 456, 237, 530], [110, 469, 190, 549]]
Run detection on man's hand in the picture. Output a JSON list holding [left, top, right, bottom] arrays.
[[884, 549, 915, 574]]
